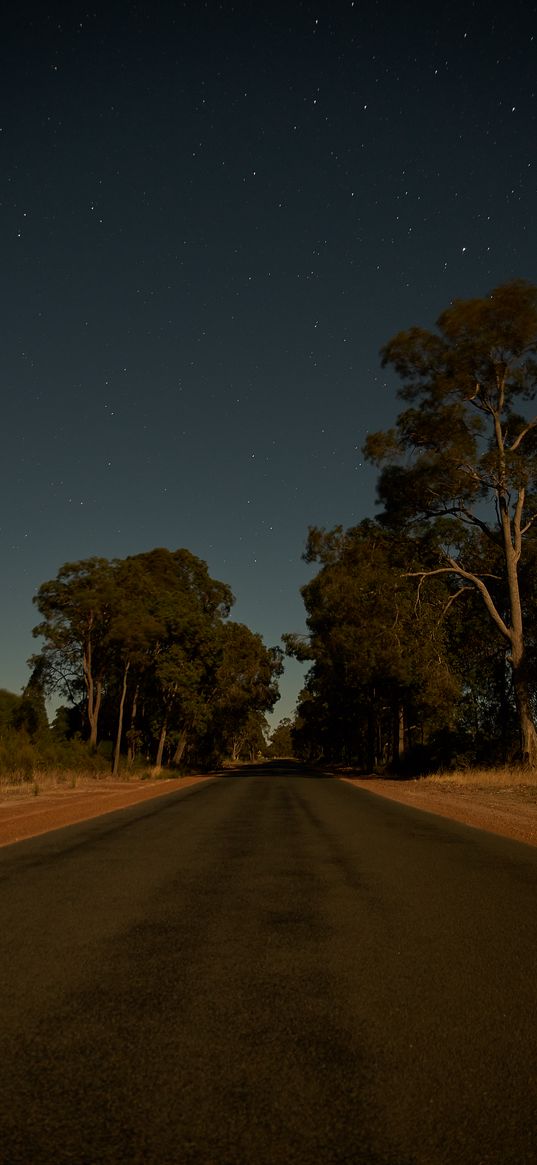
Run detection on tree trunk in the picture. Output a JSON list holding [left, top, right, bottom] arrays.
[[88, 679, 102, 750], [231, 731, 246, 762], [393, 700, 405, 766], [366, 709, 376, 771], [398, 703, 405, 759], [494, 653, 511, 762], [155, 718, 167, 771], [172, 728, 188, 766], [112, 661, 130, 777], [127, 682, 140, 764], [83, 633, 102, 751], [511, 658, 537, 765], [500, 507, 537, 765], [377, 714, 384, 766]]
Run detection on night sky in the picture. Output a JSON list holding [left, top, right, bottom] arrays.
[[3, 0, 537, 723]]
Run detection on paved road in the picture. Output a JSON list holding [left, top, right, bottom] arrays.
[[1, 764, 536, 1165]]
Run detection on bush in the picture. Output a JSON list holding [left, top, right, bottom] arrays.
[[0, 730, 37, 782], [0, 726, 111, 782]]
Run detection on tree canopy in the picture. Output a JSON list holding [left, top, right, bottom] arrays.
[[31, 547, 281, 772], [285, 521, 459, 769], [364, 279, 537, 763]]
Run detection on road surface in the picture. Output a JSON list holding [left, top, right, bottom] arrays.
[[1, 763, 536, 1164]]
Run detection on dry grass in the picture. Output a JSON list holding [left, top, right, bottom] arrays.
[[0, 767, 152, 800], [425, 765, 537, 791], [334, 761, 537, 793]]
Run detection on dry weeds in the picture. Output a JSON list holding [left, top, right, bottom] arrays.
[[425, 765, 537, 793], [0, 767, 156, 802]]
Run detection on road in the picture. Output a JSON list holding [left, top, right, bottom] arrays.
[[1, 763, 536, 1164]]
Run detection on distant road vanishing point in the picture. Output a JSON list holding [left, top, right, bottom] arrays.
[[1, 762, 536, 1164]]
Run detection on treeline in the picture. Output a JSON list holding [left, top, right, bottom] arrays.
[[10, 547, 282, 775], [6, 278, 537, 778], [285, 520, 533, 770], [286, 280, 537, 772]]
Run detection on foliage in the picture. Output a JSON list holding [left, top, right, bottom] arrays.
[[30, 547, 281, 773], [266, 717, 296, 758], [286, 521, 459, 769], [0, 690, 24, 733], [203, 622, 282, 764], [364, 279, 537, 764], [0, 720, 112, 783], [227, 710, 270, 763]]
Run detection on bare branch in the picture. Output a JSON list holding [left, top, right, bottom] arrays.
[[510, 416, 537, 453], [458, 506, 499, 543], [446, 557, 511, 641], [409, 571, 431, 612], [405, 562, 511, 642], [440, 585, 474, 619], [405, 566, 466, 614], [521, 512, 537, 536], [406, 567, 463, 580], [405, 567, 500, 581], [424, 499, 498, 544], [458, 462, 484, 484], [468, 392, 494, 415]]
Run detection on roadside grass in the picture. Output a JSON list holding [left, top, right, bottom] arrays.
[[0, 761, 206, 801], [425, 765, 537, 791], [0, 766, 157, 800], [334, 761, 537, 793]]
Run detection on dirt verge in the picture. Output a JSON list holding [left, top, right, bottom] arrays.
[[0, 776, 215, 848], [338, 776, 537, 847], [2, 769, 536, 850]]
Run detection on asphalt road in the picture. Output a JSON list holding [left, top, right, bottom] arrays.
[[1, 764, 536, 1165]]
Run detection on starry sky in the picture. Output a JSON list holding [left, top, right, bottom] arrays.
[[2, 0, 537, 723]]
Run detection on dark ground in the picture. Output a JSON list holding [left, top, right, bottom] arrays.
[[1, 763, 536, 1164]]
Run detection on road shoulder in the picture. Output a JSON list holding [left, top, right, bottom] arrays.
[[2, 769, 536, 850], [338, 775, 537, 847], [0, 776, 215, 848]]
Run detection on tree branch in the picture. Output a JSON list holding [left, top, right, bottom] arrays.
[[446, 557, 511, 641], [521, 512, 537, 536], [510, 416, 537, 453], [457, 505, 499, 543], [468, 393, 494, 415], [458, 462, 484, 484], [424, 501, 498, 544], [440, 585, 474, 619], [405, 562, 511, 642], [405, 567, 463, 614]]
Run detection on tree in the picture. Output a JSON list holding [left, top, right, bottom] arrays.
[[365, 279, 537, 764], [267, 717, 295, 758], [200, 622, 283, 767], [32, 558, 116, 748], [229, 710, 269, 762], [31, 547, 283, 772], [134, 548, 233, 770], [0, 690, 24, 733], [32, 548, 234, 768], [105, 562, 163, 776], [285, 522, 458, 769], [15, 665, 49, 741]]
